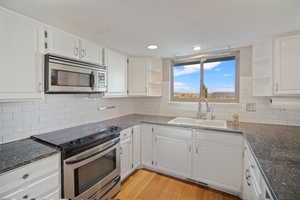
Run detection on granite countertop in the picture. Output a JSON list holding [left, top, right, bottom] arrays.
[[239, 123, 300, 200], [0, 138, 59, 174]]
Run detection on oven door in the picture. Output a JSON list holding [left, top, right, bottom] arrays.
[[63, 138, 120, 200]]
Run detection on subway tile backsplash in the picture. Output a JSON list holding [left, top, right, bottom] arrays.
[[0, 95, 135, 143]]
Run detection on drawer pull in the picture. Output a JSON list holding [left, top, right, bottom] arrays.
[[22, 174, 29, 179], [30, 198, 36, 200], [23, 195, 28, 199]]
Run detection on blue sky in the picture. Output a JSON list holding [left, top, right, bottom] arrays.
[[173, 60, 236, 94]]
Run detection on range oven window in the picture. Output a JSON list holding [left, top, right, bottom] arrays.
[[74, 149, 117, 196], [51, 69, 91, 87]]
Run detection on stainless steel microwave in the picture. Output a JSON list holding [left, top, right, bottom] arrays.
[[45, 54, 107, 93]]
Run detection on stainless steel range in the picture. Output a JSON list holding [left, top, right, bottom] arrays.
[[32, 125, 121, 200]]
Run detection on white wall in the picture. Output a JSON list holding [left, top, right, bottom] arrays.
[[0, 95, 135, 143], [134, 46, 300, 126]]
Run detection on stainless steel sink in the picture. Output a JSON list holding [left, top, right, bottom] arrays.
[[168, 117, 227, 128]]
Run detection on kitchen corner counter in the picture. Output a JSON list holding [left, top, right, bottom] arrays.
[[238, 123, 300, 200], [0, 138, 59, 174]]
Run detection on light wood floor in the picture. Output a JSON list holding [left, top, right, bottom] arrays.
[[115, 169, 240, 200]]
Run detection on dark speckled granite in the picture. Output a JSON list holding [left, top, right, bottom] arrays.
[[0, 138, 58, 174], [238, 123, 300, 200]]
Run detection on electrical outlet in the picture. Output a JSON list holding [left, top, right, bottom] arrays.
[[246, 103, 256, 112]]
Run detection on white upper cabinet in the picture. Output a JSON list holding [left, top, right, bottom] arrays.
[[147, 57, 163, 96], [252, 39, 273, 96], [0, 7, 43, 101], [42, 26, 101, 65], [153, 126, 192, 178], [274, 33, 300, 95], [44, 27, 80, 60], [105, 49, 128, 96], [128, 57, 148, 96], [79, 39, 100, 64], [127, 56, 162, 97], [192, 130, 243, 195]]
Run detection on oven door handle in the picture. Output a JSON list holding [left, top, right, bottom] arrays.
[[65, 139, 119, 165]]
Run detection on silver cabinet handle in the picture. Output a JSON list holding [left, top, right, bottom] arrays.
[[74, 47, 79, 56], [80, 48, 86, 58], [195, 146, 199, 154], [22, 174, 29, 179]]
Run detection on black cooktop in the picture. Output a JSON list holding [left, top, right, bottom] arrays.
[[32, 123, 121, 159]]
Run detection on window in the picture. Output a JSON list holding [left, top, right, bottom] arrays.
[[171, 54, 238, 102]]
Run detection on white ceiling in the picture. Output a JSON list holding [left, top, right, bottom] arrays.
[[0, 0, 299, 57]]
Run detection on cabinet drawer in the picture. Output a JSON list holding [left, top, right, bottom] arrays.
[[2, 172, 60, 200], [245, 145, 262, 188], [196, 130, 243, 146], [154, 125, 192, 140], [0, 153, 60, 194], [121, 128, 132, 140], [42, 188, 60, 200]]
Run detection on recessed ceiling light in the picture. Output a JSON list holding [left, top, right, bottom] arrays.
[[193, 46, 201, 51], [147, 44, 158, 50]]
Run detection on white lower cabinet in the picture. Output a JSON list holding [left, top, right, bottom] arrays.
[[192, 130, 243, 195], [120, 132, 132, 180], [140, 124, 154, 168], [153, 125, 192, 178], [132, 125, 141, 169], [0, 153, 61, 200], [120, 126, 141, 181], [243, 144, 263, 200]]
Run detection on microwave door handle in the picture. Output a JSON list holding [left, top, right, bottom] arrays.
[[90, 72, 95, 88]]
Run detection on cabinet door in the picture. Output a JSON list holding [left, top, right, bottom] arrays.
[[0, 8, 43, 100], [153, 126, 192, 178], [47, 27, 79, 59], [127, 57, 147, 96], [141, 124, 154, 168], [193, 130, 243, 194], [147, 57, 163, 96], [120, 137, 132, 180], [105, 49, 128, 96], [79, 39, 100, 64], [252, 40, 273, 96], [132, 126, 141, 170], [274, 33, 300, 95]]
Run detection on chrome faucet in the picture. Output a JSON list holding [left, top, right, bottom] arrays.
[[197, 98, 210, 119]]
